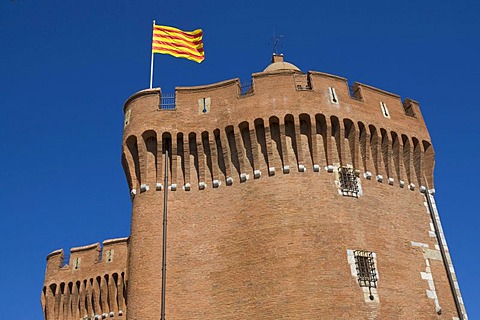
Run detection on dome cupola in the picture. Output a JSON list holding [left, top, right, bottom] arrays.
[[263, 53, 301, 72]]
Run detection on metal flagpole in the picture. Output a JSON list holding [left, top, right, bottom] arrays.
[[150, 20, 155, 89], [161, 148, 168, 320]]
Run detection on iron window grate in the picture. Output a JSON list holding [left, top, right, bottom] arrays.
[[354, 250, 377, 288], [339, 167, 359, 197]]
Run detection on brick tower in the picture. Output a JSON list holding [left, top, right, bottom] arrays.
[[42, 55, 468, 319]]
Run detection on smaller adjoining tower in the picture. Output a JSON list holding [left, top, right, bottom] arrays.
[[42, 238, 128, 319]]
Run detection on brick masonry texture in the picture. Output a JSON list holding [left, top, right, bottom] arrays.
[[42, 56, 466, 320], [42, 238, 128, 319]]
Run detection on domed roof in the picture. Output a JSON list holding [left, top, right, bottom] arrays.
[[263, 54, 301, 73]]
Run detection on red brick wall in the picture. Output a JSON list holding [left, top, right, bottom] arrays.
[[121, 66, 458, 319], [42, 238, 128, 319]]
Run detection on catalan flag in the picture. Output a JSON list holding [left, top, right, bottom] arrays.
[[152, 24, 205, 63]]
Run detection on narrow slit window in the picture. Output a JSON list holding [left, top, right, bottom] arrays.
[[329, 87, 338, 104], [198, 97, 211, 114], [338, 167, 359, 197], [124, 109, 131, 128], [106, 249, 114, 262], [73, 257, 81, 270], [354, 250, 377, 288], [380, 102, 390, 118]]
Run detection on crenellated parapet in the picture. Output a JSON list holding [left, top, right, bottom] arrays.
[[42, 238, 128, 320], [121, 59, 434, 197], [123, 66, 426, 136]]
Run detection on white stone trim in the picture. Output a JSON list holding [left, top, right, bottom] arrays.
[[71, 242, 99, 253], [103, 237, 129, 245], [130, 188, 137, 198], [422, 255, 441, 314], [364, 171, 372, 180], [410, 241, 429, 248], [268, 167, 276, 176], [423, 193, 468, 319]]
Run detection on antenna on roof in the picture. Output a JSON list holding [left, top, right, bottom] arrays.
[[269, 28, 284, 54]]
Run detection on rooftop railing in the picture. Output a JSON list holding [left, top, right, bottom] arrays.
[[240, 81, 253, 96], [160, 93, 176, 110], [294, 74, 312, 91]]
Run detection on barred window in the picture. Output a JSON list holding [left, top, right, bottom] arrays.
[[338, 167, 359, 197], [354, 250, 377, 288]]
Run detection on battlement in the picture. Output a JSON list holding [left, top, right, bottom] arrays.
[[45, 237, 128, 273], [42, 238, 128, 320], [123, 68, 425, 128], [121, 63, 434, 197]]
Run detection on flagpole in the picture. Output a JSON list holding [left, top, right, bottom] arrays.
[[150, 20, 155, 89]]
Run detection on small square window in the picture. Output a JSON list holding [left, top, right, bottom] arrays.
[[354, 250, 377, 288], [338, 167, 359, 197]]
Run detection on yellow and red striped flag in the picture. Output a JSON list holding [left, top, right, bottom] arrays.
[[152, 24, 205, 63]]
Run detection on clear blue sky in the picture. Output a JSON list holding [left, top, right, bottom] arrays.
[[1, 0, 479, 318]]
